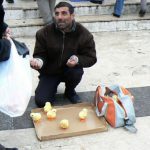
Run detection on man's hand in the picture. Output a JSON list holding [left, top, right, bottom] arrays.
[[66, 55, 78, 68], [3, 27, 12, 39], [30, 58, 43, 70]]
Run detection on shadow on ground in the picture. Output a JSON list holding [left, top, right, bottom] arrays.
[[0, 86, 150, 130]]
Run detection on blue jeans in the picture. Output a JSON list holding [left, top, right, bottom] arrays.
[[114, 0, 125, 16]]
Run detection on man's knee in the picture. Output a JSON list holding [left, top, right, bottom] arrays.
[[35, 85, 55, 107], [35, 94, 55, 108], [66, 67, 84, 80], [34, 75, 60, 107], [35, 93, 46, 107]]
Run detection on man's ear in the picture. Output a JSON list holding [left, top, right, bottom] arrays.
[[71, 13, 75, 19]]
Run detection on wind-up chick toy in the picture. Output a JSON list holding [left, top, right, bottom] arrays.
[[47, 109, 57, 120], [30, 112, 41, 123], [112, 94, 119, 102], [44, 102, 52, 113], [60, 119, 69, 129], [79, 108, 88, 121]]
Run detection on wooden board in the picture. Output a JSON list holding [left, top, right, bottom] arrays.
[[31, 102, 108, 141]]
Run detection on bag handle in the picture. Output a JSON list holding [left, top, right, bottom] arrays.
[[94, 86, 101, 106], [94, 86, 107, 117], [106, 86, 130, 120]]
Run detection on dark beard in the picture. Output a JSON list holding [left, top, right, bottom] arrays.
[[54, 20, 75, 32]]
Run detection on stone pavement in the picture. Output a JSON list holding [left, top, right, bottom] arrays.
[[0, 31, 150, 150], [1, 116, 150, 150]]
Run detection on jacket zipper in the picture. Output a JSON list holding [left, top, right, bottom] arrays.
[[59, 32, 65, 67]]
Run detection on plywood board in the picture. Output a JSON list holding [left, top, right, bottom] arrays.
[[31, 102, 108, 141]]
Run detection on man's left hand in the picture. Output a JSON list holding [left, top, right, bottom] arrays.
[[66, 55, 78, 67]]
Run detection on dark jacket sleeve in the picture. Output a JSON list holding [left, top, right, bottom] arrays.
[[0, 3, 8, 39], [77, 28, 97, 68], [33, 28, 48, 68]]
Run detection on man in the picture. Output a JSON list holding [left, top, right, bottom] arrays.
[[30, 2, 97, 107]]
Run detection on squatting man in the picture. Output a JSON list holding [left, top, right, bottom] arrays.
[[30, 2, 97, 107]]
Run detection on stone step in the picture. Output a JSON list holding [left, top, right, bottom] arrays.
[[3, 0, 150, 20], [7, 13, 150, 37], [74, 0, 150, 16]]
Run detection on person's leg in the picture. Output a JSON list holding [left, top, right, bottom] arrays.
[[63, 66, 84, 103], [49, 0, 56, 19], [139, 0, 147, 17], [36, 0, 53, 24], [35, 75, 61, 107], [141, 0, 147, 10], [113, 0, 125, 17]]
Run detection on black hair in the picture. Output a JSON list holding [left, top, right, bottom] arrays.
[[54, 2, 74, 14]]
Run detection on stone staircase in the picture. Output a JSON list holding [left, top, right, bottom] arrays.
[[3, 0, 150, 37]]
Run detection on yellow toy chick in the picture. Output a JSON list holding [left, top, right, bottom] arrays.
[[30, 112, 41, 122], [112, 94, 118, 102], [79, 108, 88, 120], [44, 102, 52, 113], [47, 109, 57, 119], [60, 119, 69, 129]]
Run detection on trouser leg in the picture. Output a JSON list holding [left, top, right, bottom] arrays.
[[35, 75, 61, 107], [139, 0, 147, 16], [37, 0, 53, 24], [114, 0, 125, 16], [140, 0, 147, 11], [63, 66, 84, 96], [49, 0, 56, 18]]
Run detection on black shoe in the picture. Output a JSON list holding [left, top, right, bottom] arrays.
[[0, 144, 18, 150], [6, 0, 14, 3], [64, 90, 82, 104], [90, 0, 103, 4], [139, 10, 146, 17], [113, 13, 120, 18], [0, 144, 5, 150], [6, 148, 18, 150]]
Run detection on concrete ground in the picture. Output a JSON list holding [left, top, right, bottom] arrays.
[[0, 30, 150, 150]]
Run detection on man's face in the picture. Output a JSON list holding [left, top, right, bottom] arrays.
[[54, 7, 74, 31]]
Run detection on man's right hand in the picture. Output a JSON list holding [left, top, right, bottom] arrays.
[[30, 58, 43, 70]]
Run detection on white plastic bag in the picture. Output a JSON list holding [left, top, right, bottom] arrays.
[[0, 39, 32, 117]]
